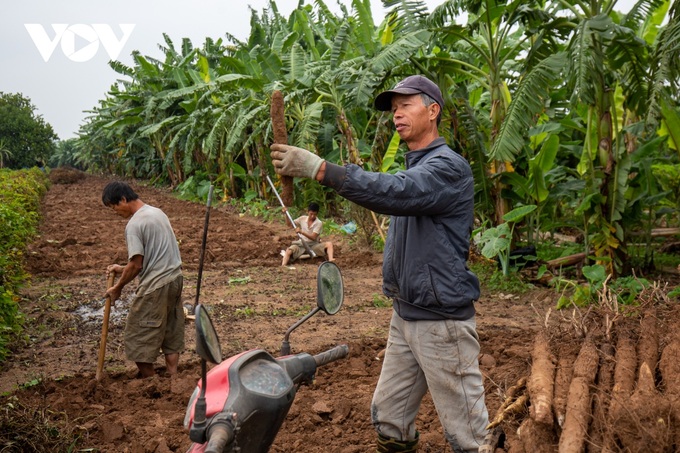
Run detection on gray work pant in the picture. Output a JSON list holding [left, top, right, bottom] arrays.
[[371, 311, 489, 453]]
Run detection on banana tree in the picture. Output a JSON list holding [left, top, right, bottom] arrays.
[[500, 130, 561, 243], [426, 0, 571, 225], [559, 0, 678, 274]]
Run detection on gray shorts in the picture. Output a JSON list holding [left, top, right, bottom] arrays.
[[288, 240, 326, 261], [125, 275, 184, 363]]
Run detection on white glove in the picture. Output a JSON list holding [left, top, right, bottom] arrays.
[[271, 144, 324, 179]]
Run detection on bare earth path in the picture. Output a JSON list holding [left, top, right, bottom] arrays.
[[2, 171, 678, 452]]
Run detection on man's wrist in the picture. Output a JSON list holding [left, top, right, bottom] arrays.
[[315, 161, 326, 181]]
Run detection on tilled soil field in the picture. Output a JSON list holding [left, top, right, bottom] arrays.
[[1, 169, 678, 452]]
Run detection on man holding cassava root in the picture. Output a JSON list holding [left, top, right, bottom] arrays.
[[271, 75, 488, 453]]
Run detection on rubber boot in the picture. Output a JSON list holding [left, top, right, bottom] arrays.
[[376, 432, 419, 452]]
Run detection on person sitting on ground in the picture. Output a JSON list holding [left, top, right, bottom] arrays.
[[281, 202, 334, 266]]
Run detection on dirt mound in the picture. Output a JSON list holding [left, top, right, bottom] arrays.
[[1, 173, 679, 452], [48, 166, 86, 184]]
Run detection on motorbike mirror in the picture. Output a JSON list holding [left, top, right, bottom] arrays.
[[195, 304, 222, 364], [317, 261, 343, 315], [280, 261, 344, 356]]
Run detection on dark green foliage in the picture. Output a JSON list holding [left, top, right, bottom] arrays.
[[67, 0, 679, 300], [0, 168, 48, 361], [48, 138, 84, 170], [0, 93, 58, 169]]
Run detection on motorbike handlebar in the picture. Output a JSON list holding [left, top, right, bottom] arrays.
[[204, 421, 235, 453], [313, 344, 349, 367]]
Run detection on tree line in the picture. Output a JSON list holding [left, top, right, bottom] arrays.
[[24, 0, 680, 276]]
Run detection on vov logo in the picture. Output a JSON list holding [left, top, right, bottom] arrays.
[[24, 24, 135, 63]]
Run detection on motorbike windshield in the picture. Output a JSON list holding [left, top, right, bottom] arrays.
[[240, 359, 293, 396]]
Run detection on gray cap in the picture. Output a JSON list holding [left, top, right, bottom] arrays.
[[374, 75, 444, 111]]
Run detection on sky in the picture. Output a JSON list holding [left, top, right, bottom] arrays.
[[2, 0, 637, 140]]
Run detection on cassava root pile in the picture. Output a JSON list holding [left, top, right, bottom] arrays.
[[488, 288, 679, 453]]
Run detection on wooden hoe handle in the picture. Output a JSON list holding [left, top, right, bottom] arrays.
[[96, 272, 116, 381]]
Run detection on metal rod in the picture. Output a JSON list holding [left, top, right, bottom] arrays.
[[265, 175, 316, 258], [194, 185, 214, 307]]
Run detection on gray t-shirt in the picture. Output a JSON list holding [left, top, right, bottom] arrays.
[[126, 204, 182, 297]]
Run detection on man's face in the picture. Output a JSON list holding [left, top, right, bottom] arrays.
[[390, 93, 437, 144], [307, 210, 318, 221], [109, 198, 132, 219]]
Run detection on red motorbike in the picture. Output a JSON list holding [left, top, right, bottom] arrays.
[[183, 261, 349, 453]]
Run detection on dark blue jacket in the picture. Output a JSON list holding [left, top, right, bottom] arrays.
[[321, 137, 480, 321]]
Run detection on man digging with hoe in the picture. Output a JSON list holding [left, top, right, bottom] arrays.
[[102, 181, 184, 378]]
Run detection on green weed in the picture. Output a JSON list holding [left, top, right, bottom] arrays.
[[554, 264, 652, 309], [19, 378, 41, 389], [469, 260, 533, 294], [654, 251, 680, 268], [234, 306, 255, 317], [228, 193, 279, 222], [535, 240, 583, 262], [271, 306, 308, 317], [371, 294, 391, 308], [229, 276, 251, 285]]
